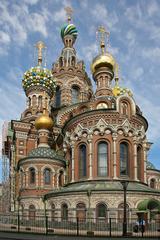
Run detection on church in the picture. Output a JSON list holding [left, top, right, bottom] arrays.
[[3, 9, 160, 223]]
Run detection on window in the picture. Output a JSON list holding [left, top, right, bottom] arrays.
[[44, 168, 51, 185], [29, 205, 36, 220], [59, 171, 63, 187], [98, 142, 108, 177], [61, 204, 68, 220], [55, 86, 61, 107], [137, 146, 142, 180], [120, 142, 129, 176], [121, 102, 128, 115], [38, 96, 42, 108], [51, 204, 55, 221], [29, 168, 35, 184], [32, 95, 37, 106], [96, 203, 107, 219], [150, 178, 156, 189], [76, 203, 86, 221], [79, 144, 87, 178], [72, 86, 79, 104]]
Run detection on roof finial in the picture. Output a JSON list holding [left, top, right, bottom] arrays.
[[115, 63, 119, 85], [65, 6, 73, 23], [96, 26, 110, 54], [35, 41, 46, 66]]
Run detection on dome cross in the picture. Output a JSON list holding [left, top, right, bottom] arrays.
[[96, 26, 110, 54], [65, 6, 73, 23]]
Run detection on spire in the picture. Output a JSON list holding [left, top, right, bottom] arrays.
[[65, 6, 73, 23], [96, 26, 110, 54], [35, 41, 46, 66]]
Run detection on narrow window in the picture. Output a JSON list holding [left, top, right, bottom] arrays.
[[55, 86, 61, 107], [79, 144, 87, 178], [98, 142, 108, 177], [51, 204, 55, 221], [38, 96, 42, 108], [72, 86, 79, 104], [137, 146, 142, 180], [44, 168, 51, 185], [32, 95, 37, 106], [61, 204, 68, 220], [59, 171, 63, 187], [150, 178, 156, 189], [121, 102, 128, 115], [120, 142, 129, 176], [29, 168, 35, 184]]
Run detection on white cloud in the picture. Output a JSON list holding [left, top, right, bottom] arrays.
[[141, 47, 160, 61], [147, 0, 159, 17], [81, 43, 98, 62]]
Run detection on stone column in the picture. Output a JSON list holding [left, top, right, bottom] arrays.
[[87, 134, 93, 180], [71, 142, 75, 182], [112, 133, 118, 179], [133, 136, 138, 181], [143, 141, 147, 183]]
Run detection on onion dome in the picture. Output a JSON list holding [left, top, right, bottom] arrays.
[[22, 66, 56, 97], [112, 85, 133, 97], [35, 112, 54, 130], [91, 53, 115, 75], [61, 23, 78, 42]]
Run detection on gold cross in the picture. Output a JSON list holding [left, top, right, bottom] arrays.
[[65, 6, 73, 23], [35, 41, 46, 66], [97, 26, 110, 54]]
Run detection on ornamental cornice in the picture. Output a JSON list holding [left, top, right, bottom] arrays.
[[12, 121, 31, 131], [57, 105, 79, 126], [64, 117, 146, 144]]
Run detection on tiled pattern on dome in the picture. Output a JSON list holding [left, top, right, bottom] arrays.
[[28, 147, 64, 160]]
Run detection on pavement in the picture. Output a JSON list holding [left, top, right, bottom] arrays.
[[0, 232, 160, 240]]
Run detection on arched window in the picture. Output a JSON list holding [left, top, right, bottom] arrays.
[[118, 203, 129, 221], [150, 178, 156, 189], [96, 203, 107, 220], [120, 142, 129, 176], [32, 95, 37, 106], [59, 170, 64, 187], [29, 205, 36, 220], [76, 203, 86, 221], [29, 168, 35, 184], [97, 142, 108, 177], [137, 146, 142, 180], [38, 96, 42, 108], [71, 86, 79, 104], [55, 86, 61, 107], [44, 168, 51, 185], [121, 102, 128, 115], [79, 144, 87, 178], [61, 203, 68, 220], [51, 204, 55, 221], [28, 97, 31, 107]]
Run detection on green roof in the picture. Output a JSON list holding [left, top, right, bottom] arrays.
[[44, 180, 160, 199], [28, 147, 65, 161], [137, 199, 160, 211]]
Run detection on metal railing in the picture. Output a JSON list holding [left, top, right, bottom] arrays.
[[0, 214, 159, 237]]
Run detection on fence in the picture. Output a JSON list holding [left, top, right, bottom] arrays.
[[0, 214, 159, 237]]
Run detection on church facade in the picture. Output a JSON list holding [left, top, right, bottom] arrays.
[[3, 13, 160, 222]]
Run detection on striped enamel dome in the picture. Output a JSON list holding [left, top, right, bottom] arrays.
[[61, 23, 78, 40]]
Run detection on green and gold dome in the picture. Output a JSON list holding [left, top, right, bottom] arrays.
[[22, 66, 56, 97], [61, 23, 78, 41], [22, 41, 56, 97]]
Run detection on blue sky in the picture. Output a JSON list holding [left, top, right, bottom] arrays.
[[0, 0, 160, 177]]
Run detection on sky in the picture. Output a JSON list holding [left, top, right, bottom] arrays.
[[0, 0, 160, 178]]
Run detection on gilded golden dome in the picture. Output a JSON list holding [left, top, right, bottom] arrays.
[[91, 53, 116, 74], [35, 113, 54, 130]]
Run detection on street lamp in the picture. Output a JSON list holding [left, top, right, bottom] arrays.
[[120, 180, 129, 236]]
